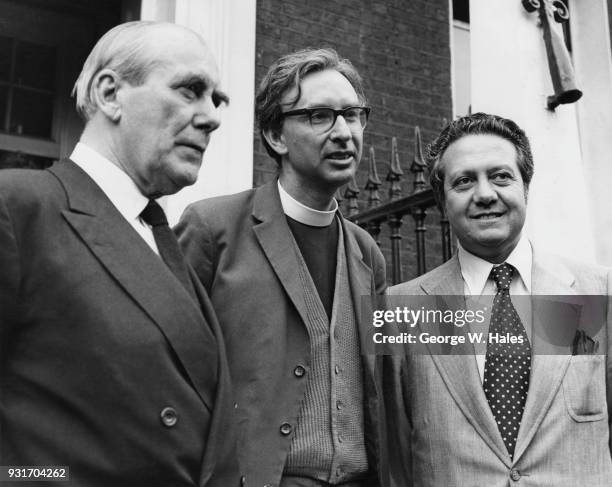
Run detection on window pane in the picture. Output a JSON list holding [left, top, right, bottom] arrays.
[[10, 88, 53, 138], [15, 41, 56, 90], [453, 0, 470, 23], [0, 36, 11, 82], [0, 149, 55, 170]]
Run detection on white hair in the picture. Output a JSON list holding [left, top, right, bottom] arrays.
[[72, 21, 194, 120]]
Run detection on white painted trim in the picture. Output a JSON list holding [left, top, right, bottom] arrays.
[[570, 0, 612, 265], [139, 0, 257, 224]]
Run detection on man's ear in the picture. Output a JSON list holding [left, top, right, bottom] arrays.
[[262, 127, 288, 157], [90, 69, 123, 122]]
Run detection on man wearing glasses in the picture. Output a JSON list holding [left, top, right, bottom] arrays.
[[176, 48, 387, 487]]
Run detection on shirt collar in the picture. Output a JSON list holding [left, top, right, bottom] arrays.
[[70, 142, 150, 222], [457, 233, 532, 295], [277, 180, 337, 227]]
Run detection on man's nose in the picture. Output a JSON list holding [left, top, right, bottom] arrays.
[[193, 96, 221, 133], [329, 114, 352, 141], [473, 178, 498, 205]]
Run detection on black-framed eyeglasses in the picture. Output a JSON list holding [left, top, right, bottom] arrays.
[[280, 106, 370, 133]]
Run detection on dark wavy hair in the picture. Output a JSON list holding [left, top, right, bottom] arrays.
[[255, 48, 366, 165], [427, 112, 534, 207]]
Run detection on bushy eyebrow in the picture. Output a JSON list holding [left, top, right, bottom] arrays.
[[171, 73, 229, 106], [171, 72, 206, 86], [448, 163, 517, 178]]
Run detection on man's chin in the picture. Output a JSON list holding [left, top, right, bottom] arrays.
[[464, 235, 519, 262], [154, 170, 199, 196], [175, 171, 199, 190], [325, 166, 356, 186]]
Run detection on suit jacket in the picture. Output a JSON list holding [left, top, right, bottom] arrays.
[[385, 249, 612, 487], [176, 180, 388, 487], [0, 160, 238, 487]]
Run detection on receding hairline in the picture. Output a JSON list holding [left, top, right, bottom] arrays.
[[140, 21, 207, 43], [137, 23, 212, 64]]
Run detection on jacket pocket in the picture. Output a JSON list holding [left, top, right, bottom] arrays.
[[562, 355, 607, 422]]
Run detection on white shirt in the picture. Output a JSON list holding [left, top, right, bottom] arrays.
[[457, 234, 533, 382], [277, 180, 337, 226], [70, 142, 159, 254]]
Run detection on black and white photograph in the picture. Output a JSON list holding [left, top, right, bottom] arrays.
[[1, 1, 611, 486]]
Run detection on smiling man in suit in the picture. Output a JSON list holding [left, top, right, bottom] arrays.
[[177, 48, 387, 487], [0, 21, 236, 486], [386, 112, 612, 486]]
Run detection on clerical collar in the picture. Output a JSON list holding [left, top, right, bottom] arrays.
[[278, 180, 337, 227], [457, 234, 532, 295]]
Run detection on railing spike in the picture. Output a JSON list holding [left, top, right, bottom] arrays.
[[410, 126, 427, 193], [364, 146, 382, 208], [344, 172, 360, 217], [386, 137, 404, 200]]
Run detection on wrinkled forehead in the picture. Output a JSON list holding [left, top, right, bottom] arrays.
[[282, 68, 360, 109], [440, 134, 519, 176]]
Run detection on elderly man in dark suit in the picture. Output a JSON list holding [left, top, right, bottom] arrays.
[[0, 21, 237, 487], [177, 48, 387, 487], [386, 113, 612, 486]]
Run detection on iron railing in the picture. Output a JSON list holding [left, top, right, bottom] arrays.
[[341, 127, 453, 285]]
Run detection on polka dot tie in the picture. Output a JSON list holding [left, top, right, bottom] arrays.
[[483, 263, 531, 458]]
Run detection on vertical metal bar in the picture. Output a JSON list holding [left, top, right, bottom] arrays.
[[367, 221, 382, 247], [388, 214, 403, 284], [412, 207, 427, 276]]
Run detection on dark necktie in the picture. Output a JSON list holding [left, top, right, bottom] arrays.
[[483, 263, 531, 458], [140, 200, 197, 301]]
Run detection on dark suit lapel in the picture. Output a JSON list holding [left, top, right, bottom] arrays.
[[50, 160, 218, 411], [252, 181, 311, 328], [421, 256, 512, 465]]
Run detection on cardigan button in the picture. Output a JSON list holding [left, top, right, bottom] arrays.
[[294, 365, 306, 377], [280, 422, 293, 436]]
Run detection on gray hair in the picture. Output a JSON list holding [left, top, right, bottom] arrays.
[[72, 21, 178, 120], [255, 47, 366, 165], [427, 112, 534, 207]]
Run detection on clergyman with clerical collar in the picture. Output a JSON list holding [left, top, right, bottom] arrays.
[[176, 48, 388, 487]]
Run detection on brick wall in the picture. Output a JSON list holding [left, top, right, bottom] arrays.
[[254, 0, 453, 281]]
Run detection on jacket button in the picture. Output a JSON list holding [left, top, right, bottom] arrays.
[[239, 475, 246, 486], [294, 365, 306, 377], [510, 468, 521, 481], [160, 407, 178, 427], [280, 422, 293, 435]]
